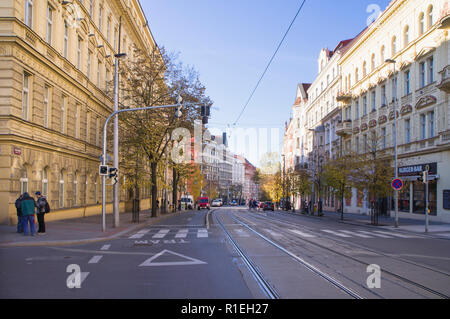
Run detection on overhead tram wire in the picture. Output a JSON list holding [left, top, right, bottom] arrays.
[[232, 0, 307, 127]]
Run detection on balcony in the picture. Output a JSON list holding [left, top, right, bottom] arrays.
[[336, 120, 352, 137], [336, 91, 352, 103], [437, 65, 450, 93]]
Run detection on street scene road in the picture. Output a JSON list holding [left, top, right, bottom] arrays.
[[2, 207, 449, 299]]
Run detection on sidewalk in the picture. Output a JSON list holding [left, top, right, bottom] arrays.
[[274, 208, 450, 238], [0, 209, 186, 247]]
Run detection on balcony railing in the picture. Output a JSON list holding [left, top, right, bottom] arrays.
[[336, 120, 352, 137], [437, 65, 450, 93], [336, 91, 352, 103]]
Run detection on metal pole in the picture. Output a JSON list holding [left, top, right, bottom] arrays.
[[425, 179, 429, 233], [112, 18, 121, 228], [394, 63, 399, 228]]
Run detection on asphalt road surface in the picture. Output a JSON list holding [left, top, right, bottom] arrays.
[[1, 207, 449, 299]]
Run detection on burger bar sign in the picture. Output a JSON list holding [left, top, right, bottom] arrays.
[[398, 163, 437, 176]]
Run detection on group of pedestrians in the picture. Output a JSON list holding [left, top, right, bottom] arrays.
[[15, 191, 50, 236]]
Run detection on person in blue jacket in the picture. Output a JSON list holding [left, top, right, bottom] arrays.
[[20, 192, 37, 236]]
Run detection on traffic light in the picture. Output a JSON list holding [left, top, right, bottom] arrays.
[[108, 167, 118, 178], [99, 165, 109, 176], [175, 95, 183, 118], [201, 105, 210, 124], [417, 170, 428, 183]]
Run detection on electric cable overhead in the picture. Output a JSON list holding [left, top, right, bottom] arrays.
[[232, 0, 307, 126]]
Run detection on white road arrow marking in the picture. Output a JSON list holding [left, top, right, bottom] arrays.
[[139, 249, 207, 267]]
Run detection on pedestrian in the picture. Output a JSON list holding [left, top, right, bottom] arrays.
[[15, 194, 24, 233], [35, 191, 49, 234], [20, 192, 37, 236]]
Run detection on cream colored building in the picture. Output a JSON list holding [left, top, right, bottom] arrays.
[[0, 0, 157, 224], [337, 0, 450, 222]]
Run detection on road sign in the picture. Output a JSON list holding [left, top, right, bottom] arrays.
[[392, 178, 403, 191]]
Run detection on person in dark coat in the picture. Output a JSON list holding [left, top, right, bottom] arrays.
[[35, 191, 48, 234], [20, 192, 37, 236], [15, 194, 24, 233]]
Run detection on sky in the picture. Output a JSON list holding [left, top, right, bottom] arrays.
[[140, 0, 392, 167]]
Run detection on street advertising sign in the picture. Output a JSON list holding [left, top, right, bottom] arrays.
[[392, 178, 404, 191]]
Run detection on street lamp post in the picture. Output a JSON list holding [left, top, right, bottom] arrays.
[[386, 59, 399, 228]]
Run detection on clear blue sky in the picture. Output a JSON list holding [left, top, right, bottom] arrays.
[[141, 0, 391, 166]]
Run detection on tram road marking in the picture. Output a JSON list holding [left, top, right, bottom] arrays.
[[233, 228, 250, 237], [339, 230, 373, 238], [321, 229, 352, 237], [152, 229, 170, 239], [372, 230, 418, 238], [88, 255, 103, 264], [100, 244, 111, 250], [288, 229, 316, 238], [264, 229, 283, 237]]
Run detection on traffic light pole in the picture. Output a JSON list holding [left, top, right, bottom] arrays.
[[100, 103, 183, 232]]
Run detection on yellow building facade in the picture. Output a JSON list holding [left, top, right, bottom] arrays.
[[0, 0, 157, 224]]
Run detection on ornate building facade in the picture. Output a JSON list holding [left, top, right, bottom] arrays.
[[0, 0, 157, 224]]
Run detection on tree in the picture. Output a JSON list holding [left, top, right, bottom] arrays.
[[118, 46, 212, 217], [289, 168, 312, 212]]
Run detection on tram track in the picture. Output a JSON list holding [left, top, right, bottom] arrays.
[[232, 210, 450, 299]]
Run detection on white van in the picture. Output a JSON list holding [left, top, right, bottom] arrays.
[[180, 196, 194, 210]]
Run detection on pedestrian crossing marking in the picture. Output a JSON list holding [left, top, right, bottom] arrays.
[[152, 229, 170, 239], [321, 229, 352, 237], [128, 228, 209, 240], [288, 229, 316, 238], [88, 255, 103, 264], [372, 230, 417, 238], [340, 230, 372, 238], [197, 229, 208, 238], [175, 229, 188, 238], [357, 230, 392, 238]]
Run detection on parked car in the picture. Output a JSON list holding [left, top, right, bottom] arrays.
[[211, 199, 223, 207], [258, 201, 265, 209], [231, 200, 237, 206], [263, 202, 275, 211], [197, 197, 210, 210]]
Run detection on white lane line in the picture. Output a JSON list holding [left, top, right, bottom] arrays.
[[100, 244, 111, 250], [321, 229, 352, 237], [175, 229, 188, 238], [197, 229, 208, 238], [340, 230, 373, 238], [152, 229, 170, 239], [264, 229, 283, 237], [358, 230, 393, 238], [372, 230, 417, 238], [88, 255, 103, 264], [289, 229, 316, 238]]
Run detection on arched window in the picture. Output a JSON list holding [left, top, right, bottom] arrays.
[[371, 53, 376, 71], [419, 12, 425, 35], [20, 166, 29, 194], [59, 170, 65, 208], [427, 5, 433, 29], [403, 25, 409, 47], [392, 36, 397, 56], [355, 68, 359, 82], [42, 167, 49, 197]]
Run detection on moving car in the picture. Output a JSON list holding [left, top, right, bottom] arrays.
[[180, 196, 194, 210], [231, 200, 237, 206], [263, 201, 275, 211], [211, 199, 223, 207], [197, 197, 210, 210]]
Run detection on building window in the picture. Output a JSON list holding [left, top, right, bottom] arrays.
[[405, 118, 411, 144], [61, 95, 67, 134], [87, 50, 92, 79], [355, 136, 359, 153], [114, 28, 118, 52], [428, 111, 435, 138], [74, 172, 78, 206], [420, 62, 426, 88], [75, 104, 80, 139], [403, 25, 409, 47], [371, 53, 376, 71], [381, 127, 386, 149], [97, 60, 101, 87], [405, 70, 410, 95], [419, 12, 425, 35], [89, 0, 94, 17], [371, 90, 376, 112], [381, 85, 386, 106], [392, 75, 397, 101], [42, 167, 49, 197], [77, 37, 82, 69], [63, 22, 69, 58], [355, 100, 359, 119], [427, 5, 433, 29], [381, 46, 385, 64], [20, 167, 28, 194], [25, 0, 33, 28], [107, 18, 111, 43], [363, 134, 367, 153], [95, 116, 100, 146], [420, 114, 426, 139], [392, 36, 397, 56], [428, 56, 434, 84], [44, 85, 50, 128], [46, 4, 53, 44], [363, 95, 367, 116], [98, 6, 103, 32], [22, 72, 30, 121], [59, 170, 65, 208], [363, 61, 367, 77]]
